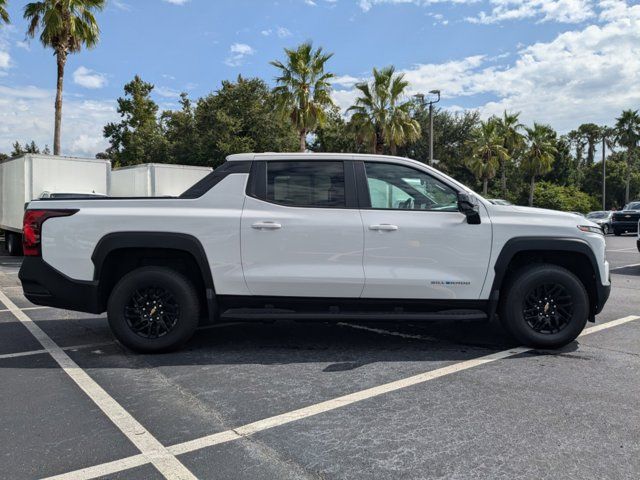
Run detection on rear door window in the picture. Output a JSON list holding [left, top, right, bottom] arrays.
[[266, 161, 346, 208]]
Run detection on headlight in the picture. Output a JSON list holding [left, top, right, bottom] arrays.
[[578, 225, 604, 235]]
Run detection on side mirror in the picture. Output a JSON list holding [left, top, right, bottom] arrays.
[[457, 192, 481, 225]]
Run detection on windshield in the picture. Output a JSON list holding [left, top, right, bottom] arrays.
[[587, 211, 609, 219], [623, 202, 640, 210]]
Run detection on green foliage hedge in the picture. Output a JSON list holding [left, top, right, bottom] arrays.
[[532, 181, 599, 213]]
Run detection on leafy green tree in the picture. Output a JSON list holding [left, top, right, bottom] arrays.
[[533, 181, 597, 213], [614, 109, 640, 203], [545, 136, 574, 186], [0, 0, 10, 24], [348, 66, 420, 155], [24, 0, 105, 155], [11, 140, 42, 156], [161, 93, 199, 165], [494, 111, 524, 197], [583, 151, 640, 209], [103, 75, 169, 166], [310, 106, 362, 153], [189, 76, 298, 166], [577, 123, 602, 165], [465, 119, 509, 195], [271, 42, 334, 152], [521, 123, 557, 206]]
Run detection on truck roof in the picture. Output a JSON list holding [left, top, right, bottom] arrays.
[[226, 152, 435, 164]]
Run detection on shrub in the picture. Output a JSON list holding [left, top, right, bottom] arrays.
[[533, 181, 597, 213]]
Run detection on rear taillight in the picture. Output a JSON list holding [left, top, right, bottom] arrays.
[[22, 209, 78, 256]]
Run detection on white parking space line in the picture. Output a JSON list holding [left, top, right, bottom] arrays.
[[0, 306, 50, 313], [0, 291, 198, 480], [0, 341, 113, 360], [43, 455, 149, 480], [44, 314, 640, 480]]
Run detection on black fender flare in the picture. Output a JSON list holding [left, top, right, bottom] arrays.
[[487, 237, 606, 321], [91, 232, 217, 321]]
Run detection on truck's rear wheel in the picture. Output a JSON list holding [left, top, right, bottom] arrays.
[[107, 267, 199, 353], [499, 264, 588, 349], [5, 232, 23, 256]]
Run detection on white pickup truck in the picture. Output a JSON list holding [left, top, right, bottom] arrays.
[[19, 153, 611, 352]]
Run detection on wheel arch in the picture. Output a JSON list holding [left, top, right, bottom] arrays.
[[488, 237, 603, 322], [92, 232, 216, 322]]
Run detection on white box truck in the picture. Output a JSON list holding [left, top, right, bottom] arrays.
[[110, 163, 212, 197], [0, 154, 110, 255]]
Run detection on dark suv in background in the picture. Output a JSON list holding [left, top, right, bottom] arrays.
[[612, 202, 640, 236]]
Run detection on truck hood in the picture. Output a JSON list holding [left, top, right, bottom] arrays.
[[488, 204, 598, 227]]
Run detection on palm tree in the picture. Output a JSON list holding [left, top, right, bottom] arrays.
[[0, 0, 9, 24], [614, 109, 640, 204], [577, 123, 602, 165], [466, 119, 508, 195], [24, 0, 105, 155], [522, 123, 557, 206], [495, 111, 524, 197], [271, 42, 334, 152], [348, 66, 420, 155]]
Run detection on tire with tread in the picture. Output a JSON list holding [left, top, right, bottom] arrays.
[[6, 232, 23, 256], [499, 264, 589, 349], [107, 266, 200, 353]]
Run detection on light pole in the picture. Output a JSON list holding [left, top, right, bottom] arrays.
[[428, 89, 440, 166], [414, 90, 441, 166], [602, 134, 607, 211]]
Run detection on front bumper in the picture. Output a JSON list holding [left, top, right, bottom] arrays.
[[594, 281, 611, 315], [612, 221, 639, 232], [19, 257, 102, 314]]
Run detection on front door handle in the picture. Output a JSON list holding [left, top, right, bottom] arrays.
[[252, 221, 282, 230], [369, 224, 399, 231]]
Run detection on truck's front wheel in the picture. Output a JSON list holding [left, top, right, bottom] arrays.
[[107, 267, 199, 353], [499, 264, 589, 349]]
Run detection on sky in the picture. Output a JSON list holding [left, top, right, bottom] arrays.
[[0, 0, 639, 157]]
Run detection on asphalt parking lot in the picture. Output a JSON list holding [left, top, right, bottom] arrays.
[[1, 235, 639, 480]]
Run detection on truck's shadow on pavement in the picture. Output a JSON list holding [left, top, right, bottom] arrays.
[[0, 317, 585, 370]]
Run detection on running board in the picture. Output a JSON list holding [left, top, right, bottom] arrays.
[[220, 309, 487, 322]]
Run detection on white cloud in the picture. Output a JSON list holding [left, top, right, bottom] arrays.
[[0, 85, 116, 157], [262, 26, 293, 38], [467, 0, 595, 24], [112, 0, 132, 11], [304, 0, 317, 5], [358, 0, 476, 13], [334, 0, 640, 133], [155, 86, 181, 98], [0, 29, 11, 72], [73, 66, 108, 89], [276, 26, 293, 38], [15, 40, 30, 51], [0, 51, 9, 70], [162, 0, 189, 4], [224, 43, 255, 67], [332, 74, 362, 87]]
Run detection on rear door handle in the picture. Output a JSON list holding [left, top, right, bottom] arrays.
[[252, 221, 282, 230], [369, 224, 399, 231]]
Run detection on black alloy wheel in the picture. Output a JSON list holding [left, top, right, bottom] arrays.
[[522, 283, 573, 335], [124, 286, 180, 339], [499, 264, 588, 349], [108, 266, 200, 353]]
